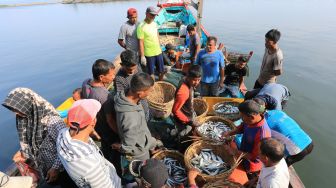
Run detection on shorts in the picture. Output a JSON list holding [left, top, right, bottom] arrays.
[[146, 53, 164, 75]]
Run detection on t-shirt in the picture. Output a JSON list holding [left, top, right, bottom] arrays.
[[257, 158, 289, 188], [257, 83, 290, 110], [81, 78, 109, 104], [189, 33, 200, 59], [237, 118, 271, 172], [257, 48, 283, 85], [195, 49, 225, 83], [265, 110, 312, 156], [224, 63, 247, 86], [118, 21, 139, 52], [137, 21, 162, 57]]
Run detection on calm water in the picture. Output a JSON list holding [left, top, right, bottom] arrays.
[[1, 0, 335, 187]]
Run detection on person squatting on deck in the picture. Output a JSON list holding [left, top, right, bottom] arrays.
[[220, 55, 248, 98], [245, 138, 289, 188], [265, 110, 314, 166], [171, 65, 202, 150], [222, 99, 271, 179], [187, 24, 201, 64], [246, 83, 291, 111], [137, 6, 165, 81], [2, 88, 76, 187], [57, 99, 122, 188], [195, 36, 225, 97], [114, 73, 163, 186], [254, 29, 283, 89]]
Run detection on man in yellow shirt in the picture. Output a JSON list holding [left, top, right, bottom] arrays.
[[137, 6, 164, 81]]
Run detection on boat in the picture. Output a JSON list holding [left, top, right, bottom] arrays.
[[3, 0, 304, 187]]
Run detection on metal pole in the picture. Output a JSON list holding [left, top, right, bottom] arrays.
[[196, 0, 204, 37]]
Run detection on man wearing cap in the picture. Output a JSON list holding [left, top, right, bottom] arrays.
[[118, 8, 140, 54], [254, 29, 283, 89], [57, 99, 122, 188], [137, 6, 165, 81], [219, 56, 248, 98], [222, 99, 271, 178], [129, 158, 169, 188]]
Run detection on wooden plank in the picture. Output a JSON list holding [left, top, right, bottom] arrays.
[[289, 166, 305, 188]]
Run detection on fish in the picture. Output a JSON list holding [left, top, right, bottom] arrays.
[[191, 149, 230, 176], [215, 104, 239, 114], [197, 121, 232, 141], [162, 157, 187, 187]]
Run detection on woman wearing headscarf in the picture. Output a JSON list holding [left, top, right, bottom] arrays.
[[2, 87, 76, 187]]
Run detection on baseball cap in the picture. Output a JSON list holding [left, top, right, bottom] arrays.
[[129, 159, 169, 188], [67, 99, 101, 129], [238, 99, 265, 115], [127, 8, 137, 18], [146, 6, 158, 15]]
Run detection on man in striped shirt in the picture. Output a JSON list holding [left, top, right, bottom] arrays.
[[57, 99, 121, 188]]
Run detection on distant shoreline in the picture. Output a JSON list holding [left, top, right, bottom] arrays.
[[0, 0, 129, 8]]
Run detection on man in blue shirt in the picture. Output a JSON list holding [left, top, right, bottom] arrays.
[[195, 36, 225, 96]]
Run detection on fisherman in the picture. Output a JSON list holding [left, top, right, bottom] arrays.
[[245, 138, 289, 188], [118, 8, 139, 54], [114, 49, 151, 122], [57, 99, 122, 188], [172, 65, 202, 150], [187, 24, 201, 64], [129, 158, 169, 188], [163, 43, 180, 67], [254, 29, 283, 89], [2, 88, 77, 187], [246, 83, 290, 110], [81, 59, 115, 105], [220, 56, 248, 98], [195, 36, 225, 96], [222, 99, 271, 179], [265, 110, 314, 166], [137, 6, 165, 81], [114, 73, 162, 186]]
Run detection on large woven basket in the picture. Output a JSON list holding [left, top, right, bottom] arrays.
[[202, 179, 243, 188], [196, 116, 236, 142], [184, 141, 243, 182], [152, 150, 185, 166], [148, 81, 176, 118], [193, 98, 209, 121], [213, 101, 241, 121]]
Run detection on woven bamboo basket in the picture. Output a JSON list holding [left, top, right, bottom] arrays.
[[193, 98, 209, 121], [147, 81, 176, 118], [196, 116, 236, 142], [184, 141, 243, 183], [152, 150, 185, 166], [202, 179, 243, 188], [213, 101, 241, 121]]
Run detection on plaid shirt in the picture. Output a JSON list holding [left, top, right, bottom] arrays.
[[37, 116, 66, 175]]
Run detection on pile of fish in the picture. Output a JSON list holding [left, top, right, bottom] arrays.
[[197, 121, 232, 141], [162, 157, 187, 187], [215, 103, 239, 114], [191, 149, 230, 176]]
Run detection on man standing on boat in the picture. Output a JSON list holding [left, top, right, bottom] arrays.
[[195, 36, 225, 96], [118, 8, 139, 56], [254, 29, 283, 89], [137, 6, 165, 81], [187, 24, 201, 64]]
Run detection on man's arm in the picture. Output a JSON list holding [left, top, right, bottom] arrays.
[[273, 55, 283, 76], [219, 68, 225, 88], [118, 39, 126, 49], [139, 39, 145, 57], [239, 76, 244, 88]]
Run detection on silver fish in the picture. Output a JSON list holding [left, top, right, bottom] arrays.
[[162, 157, 187, 187], [215, 104, 239, 114], [197, 121, 232, 141]]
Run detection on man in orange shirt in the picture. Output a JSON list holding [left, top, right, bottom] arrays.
[[172, 65, 202, 143]]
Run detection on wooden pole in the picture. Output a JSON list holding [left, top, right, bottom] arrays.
[[196, 0, 204, 37]]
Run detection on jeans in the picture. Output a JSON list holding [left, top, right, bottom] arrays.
[[201, 81, 219, 97]]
